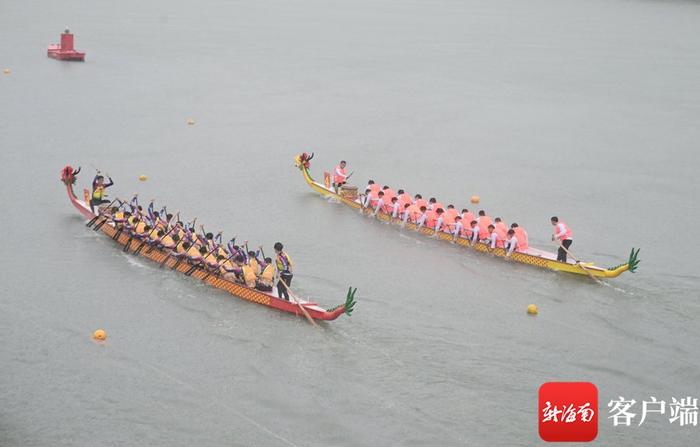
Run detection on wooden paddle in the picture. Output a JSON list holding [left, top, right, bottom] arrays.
[[277, 279, 317, 327], [557, 242, 601, 283]]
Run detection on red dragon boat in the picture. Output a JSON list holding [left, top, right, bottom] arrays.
[[60, 165, 356, 321], [47, 29, 85, 61]]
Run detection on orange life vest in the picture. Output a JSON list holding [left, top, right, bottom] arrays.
[[554, 222, 572, 240], [334, 166, 347, 184], [398, 193, 412, 208], [513, 228, 529, 252], [425, 210, 438, 229], [478, 216, 493, 239], [406, 204, 422, 222], [441, 213, 456, 231], [462, 212, 475, 227], [495, 221, 508, 234], [415, 198, 428, 209]]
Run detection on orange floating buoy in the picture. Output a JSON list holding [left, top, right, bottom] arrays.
[[187, 118, 195, 125], [3, 68, 10, 75], [470, 195, 480, 204], [93, 329, 107, 341]]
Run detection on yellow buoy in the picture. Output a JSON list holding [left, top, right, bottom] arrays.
[[470, 195, 480, 204], [93, 329, 107, 341], [138, 175, 148, 181], [187, 118, 195, 125], [527, 304, 538, 315], [3, 68, 10, 74]]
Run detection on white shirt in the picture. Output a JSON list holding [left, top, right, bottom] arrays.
[[471, 225, 480, 243], [391, 202, 400, 218], [506, 236, 518, 255], [453, 221, 463, 237], [489, 231, 499, 249]]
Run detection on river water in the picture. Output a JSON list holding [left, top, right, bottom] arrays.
[[1, 0, 699, 445]]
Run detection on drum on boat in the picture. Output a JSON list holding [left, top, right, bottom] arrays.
[[340, 185, 358, 200]]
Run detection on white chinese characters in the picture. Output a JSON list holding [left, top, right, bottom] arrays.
[[608, 396, 698, 427]]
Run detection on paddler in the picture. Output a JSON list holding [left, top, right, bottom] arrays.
[[469, 220, 481, 245], [372, 190, 387, 216], [414, 194, 428, 210], [389, 196, 401, 218], [333, 160, 349, 192], [452, 215, 463, 239], [510, 223, 529, 253], [428, 198, 444, 212], [240, 257, 258, 288], [256, 258, 275, 292], [381, 186, 396, 205], [505, 229, 519, 257], [218, 254, 237, 281], [274, 242, 293, 301], [90, 172, 114, 212], [488, 224, 505, 249], [397, 189, 412, 210], [476, 210, 493, 240], [363, 180, 380, 207], [551, 216, 573, 262]]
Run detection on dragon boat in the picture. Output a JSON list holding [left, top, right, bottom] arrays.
[[294, 154, 640, 279], [60, 165, 356, 321]]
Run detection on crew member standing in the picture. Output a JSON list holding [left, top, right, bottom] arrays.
[[551, 216, 573, 262], [333, 160, 349, 192], [90, 172, 114, 212], [274, 242, 294, 301]]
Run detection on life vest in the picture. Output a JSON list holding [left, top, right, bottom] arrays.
[[381, 200, 394, 214], [477, 216, 493, 239], [508, 228, 526, 252], [219, 260, 235, 274], [397, 194, 412, 208], [176, 243, 187, 254], [513, 228, 529, 251], [368, 184, 381, 194], [187, 246, 201, 258], [495, 221, 508, 234], [161, 235, 175, 249], [406, 204, 422, 222], [241, 265, 257, 287], [490, 230, 505, 248], [259, 265, 275, 286], [415, 198, 428, 209], [494, 226, 507, 245], [554, 222, 572, 241], [248, 258, 260, 275], [114, 211, 125, 221], [135, 221, 147, 234], [367, 189, 380, 207], [334, 166, 347, 184], [92, 185, 105, 200], [430, 202, 444, 212], [441, 213, 456, 232], [445, 208, 459, 221], [276, 252, 293, 273], [425, 210, 438, 229], [203, 253, 218, 268], [461, 212, 475, 227], [149, 231, 159, 242], [127, 216, 137, 226], [382, 189, 396, 204]]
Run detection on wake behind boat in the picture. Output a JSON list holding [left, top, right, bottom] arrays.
[[294, 154, 640, 279], [61, 165, 356, 321]]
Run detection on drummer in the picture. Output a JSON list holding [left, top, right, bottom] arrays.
[[333, 160, 350, 193]]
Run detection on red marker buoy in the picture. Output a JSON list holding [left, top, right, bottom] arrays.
[[47, 29, 85, 61]]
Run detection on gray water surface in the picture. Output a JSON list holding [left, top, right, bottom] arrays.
[[1, 0, 699, 445]]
